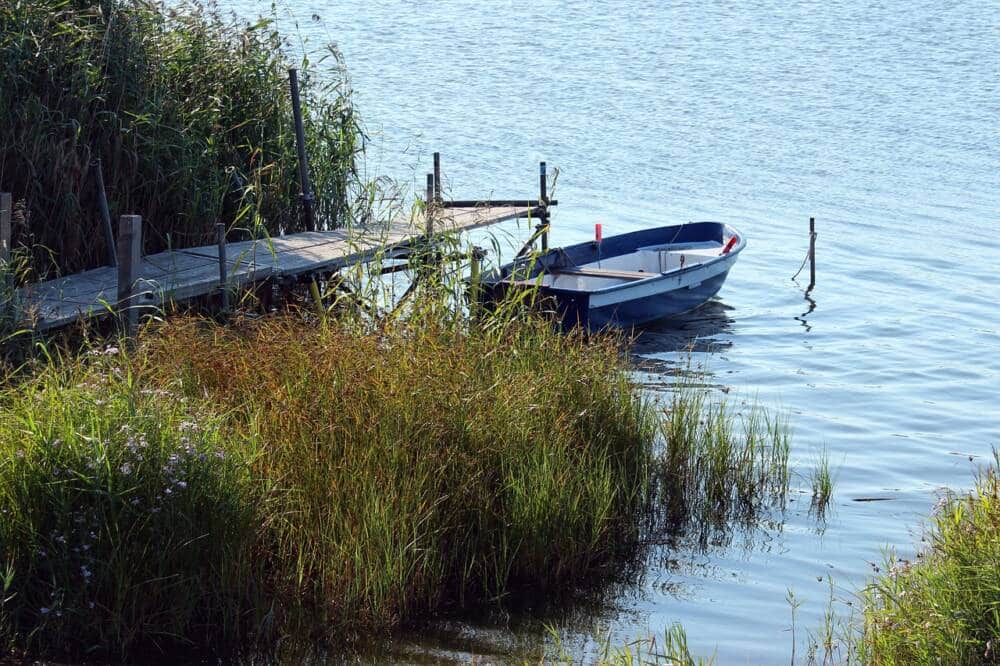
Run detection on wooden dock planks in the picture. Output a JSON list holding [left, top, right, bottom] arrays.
[[16, 205, 540, 331]]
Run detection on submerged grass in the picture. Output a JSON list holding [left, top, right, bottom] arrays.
[[809, 446, 836, 517], [653, 377, 791, 545], [547, 624, 715, 665]]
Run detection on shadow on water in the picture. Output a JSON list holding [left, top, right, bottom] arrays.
[[628, 300, 735, 391], [794, 285, 817, 332], [631, 300, 735, 356]]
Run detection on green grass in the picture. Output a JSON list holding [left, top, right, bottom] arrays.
[[858, 452, 1000, 665], [0, 0, 361, 277], [653, 379, 791, 545], [809, 445, 837, 517], [543, 624, 715, 666], [0, 350, 262, 658], [0, 305, 658, 658]]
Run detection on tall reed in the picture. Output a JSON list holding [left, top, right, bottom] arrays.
[[859, 451, 1000, 664], [0, 297, 658, 658], [652, 378, 791, 546], [142, 311, 656, 643], [0, 0, 362, 276], [0, 349, 262, 658]]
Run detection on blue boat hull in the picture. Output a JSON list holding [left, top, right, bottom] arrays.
[[484, 221, 744, 331], [581, 270, 730, 329]]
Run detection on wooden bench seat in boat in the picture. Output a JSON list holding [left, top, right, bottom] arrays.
[[551, 266, 654, 281]]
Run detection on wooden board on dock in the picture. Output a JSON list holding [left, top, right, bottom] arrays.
[[18, 205, 540, 331]]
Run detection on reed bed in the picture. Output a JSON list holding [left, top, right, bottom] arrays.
[[0, 305, 657, 658], [652, 379, 791, 545], [0, 0, 361, 277], [858, 451, 1000, 665], [0, 350, 262, 657]]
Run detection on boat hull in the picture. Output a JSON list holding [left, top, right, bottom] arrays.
[[484, 222, 744, 331]]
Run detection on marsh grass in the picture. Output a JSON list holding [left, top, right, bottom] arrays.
[[809, 446, 837, 518], [653, 378, 791, 546], [0, 349, 262, 657], [0, 0, 362, 276], [858, 451, 1000, 665], [0, 294, 659, 657], [142, 311, 656, 641], [546, 624, 715, 666], [0, 246, 33, 349]]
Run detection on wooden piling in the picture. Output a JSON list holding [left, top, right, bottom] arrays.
[[288, 68, 316, 232], [117, 215, 142, 337], [809, 217, 816, 289], [0, 193, 11, 264], [539, 162, 549, 251], [433, 152, 442, 202], [216, 222, 229, 311], [92, 159, 117, 267]]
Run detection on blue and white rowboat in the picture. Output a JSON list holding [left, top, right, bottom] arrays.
[[485, 221, 744, 330]]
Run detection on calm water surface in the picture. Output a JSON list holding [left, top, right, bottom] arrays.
[[229, 1, 999, 662]]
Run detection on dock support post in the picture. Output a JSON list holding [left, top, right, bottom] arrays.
[[289, 68, 316, 232], [425, 173, 435, 236], [433, 152, 442, 202], [469, 248, 482, 319], [809, 217, 816, 290], [117, 215, 142, 338], [216, 222, 229, 311], [92, 159, 117, 267], [538, 161, 549, 252], [0, 193, 11, 264]]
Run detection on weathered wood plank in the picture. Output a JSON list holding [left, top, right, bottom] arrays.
[[19, 205, 540, 331]]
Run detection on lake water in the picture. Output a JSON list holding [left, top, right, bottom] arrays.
[[229, 1, 999, 661]]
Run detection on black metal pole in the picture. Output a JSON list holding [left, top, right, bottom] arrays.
[[92, 159, 117, 267], [433, 152, 442, 202], [425, 173, 435, 236], [539, 161, 549, 251], [289, 68, 316, 232], [809, 217, 816, 289], [216, 222, 229, 311]]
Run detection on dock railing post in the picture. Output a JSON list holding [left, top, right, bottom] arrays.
[[809, 217, 816, 289], [0, 193, 11, 264], [433, 152, 442, 203], [92, 159, 117, 267], [117, 214, 142, 338], [216, 222, 229, 311], [289, 68, 316, 232], [469, 247, 482, 320], [425, 173, 435, 236], [539, 161, 549, 251]]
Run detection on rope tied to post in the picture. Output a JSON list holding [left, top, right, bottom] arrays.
[[791, 230, 818, 280]]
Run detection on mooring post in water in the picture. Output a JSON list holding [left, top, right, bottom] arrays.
[[117, 214, 142, 337], [288, 68, 316, 232], [215, 222, 229, 311], [0, 193, 11, 263], [425, 173, 435, 236], [92, 159, 117, 267], [433, 152, 442, 202], [538, 161, 549, 251], [809, 217, 816, 289]]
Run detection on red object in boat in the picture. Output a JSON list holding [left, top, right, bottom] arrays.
[[722, 236, 738, 254], [595, 223, 603, 243]]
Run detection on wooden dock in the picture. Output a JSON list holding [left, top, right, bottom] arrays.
[[16, 204, 541, 332]]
